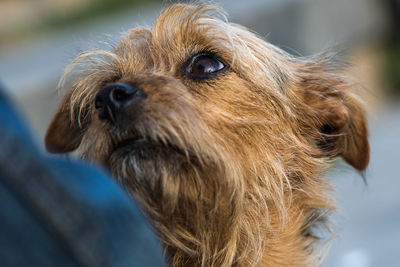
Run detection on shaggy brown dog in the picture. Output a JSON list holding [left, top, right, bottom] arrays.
[[45, 4, 369, 266]]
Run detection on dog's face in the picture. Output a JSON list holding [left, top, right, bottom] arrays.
[[45, 4, 369, 266]]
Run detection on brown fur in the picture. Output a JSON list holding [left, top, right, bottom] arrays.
[[45, 4, 369, 266]]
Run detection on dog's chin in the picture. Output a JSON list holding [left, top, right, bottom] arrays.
[[107, 136, 195, 195]]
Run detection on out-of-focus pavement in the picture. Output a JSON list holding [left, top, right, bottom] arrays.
[[0, 0, 399, 266]]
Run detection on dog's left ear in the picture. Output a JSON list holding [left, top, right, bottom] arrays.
[[295, 58, 370, 171], [45, 90, 84, 153]]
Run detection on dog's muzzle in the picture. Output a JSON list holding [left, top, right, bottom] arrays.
[[94, 83, 146, 123]]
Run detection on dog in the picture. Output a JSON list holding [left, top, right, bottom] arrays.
[[44, 4, 369, 266]]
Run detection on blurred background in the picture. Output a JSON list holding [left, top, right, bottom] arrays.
[[0, 0, 399, 266]]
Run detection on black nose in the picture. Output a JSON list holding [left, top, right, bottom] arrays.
[[95, 83, 145, 122]]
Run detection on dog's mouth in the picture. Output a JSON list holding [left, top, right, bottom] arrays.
[[110, 133, 187, 160], [113, 136, 146, 151]]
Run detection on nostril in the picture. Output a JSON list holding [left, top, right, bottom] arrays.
[[109, 83, 145, 107], [111, 87, 135, 103]]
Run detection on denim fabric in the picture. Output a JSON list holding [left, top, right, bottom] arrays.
[[0, 89, 165, 267]]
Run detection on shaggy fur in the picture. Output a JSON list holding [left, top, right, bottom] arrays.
[[45, 4, 369, 267]]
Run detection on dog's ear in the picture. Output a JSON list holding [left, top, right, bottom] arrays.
[[45, 90, 83, 153], [296, 58, 370, 171]]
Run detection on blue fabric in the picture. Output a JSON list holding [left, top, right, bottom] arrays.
[[0, 88, 165, 267]]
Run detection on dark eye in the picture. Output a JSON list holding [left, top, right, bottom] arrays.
[[185, 53, 226, 78]]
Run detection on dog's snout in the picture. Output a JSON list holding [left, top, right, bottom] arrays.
[[95, 83, 146, 122]]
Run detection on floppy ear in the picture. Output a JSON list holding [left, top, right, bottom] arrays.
[[45, 90, 83, 153], [296, 59, 370, 171]]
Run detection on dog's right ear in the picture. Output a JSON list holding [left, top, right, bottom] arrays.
[[294, 55, 370, 171], [45, 90, 83, 153]]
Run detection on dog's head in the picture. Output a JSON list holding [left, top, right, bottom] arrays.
[[45, 4, 369, 266]]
